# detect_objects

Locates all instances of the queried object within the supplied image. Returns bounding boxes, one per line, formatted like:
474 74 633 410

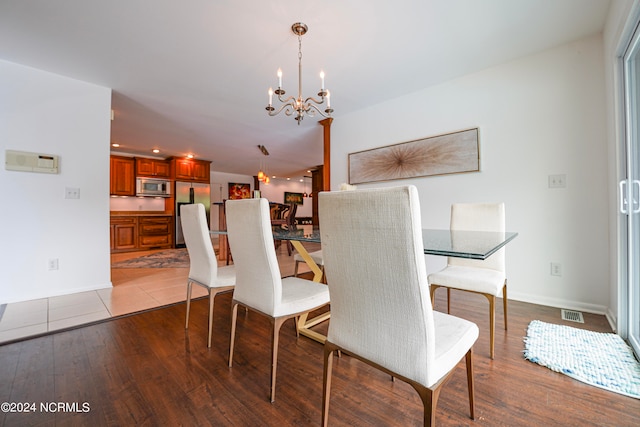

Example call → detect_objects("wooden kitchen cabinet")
138 216 173 249
171 157 211 182
110 156 135 196
136 158 170 178
110 217 137 251
110 215 173 252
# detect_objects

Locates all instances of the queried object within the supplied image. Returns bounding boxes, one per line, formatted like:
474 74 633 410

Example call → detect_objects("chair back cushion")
181 203 217 286
448 203 506 271
319 185 435 385
225 198 282 315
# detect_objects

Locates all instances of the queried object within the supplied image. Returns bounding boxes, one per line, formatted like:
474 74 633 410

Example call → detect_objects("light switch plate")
548 174 566 188
65 187 80 199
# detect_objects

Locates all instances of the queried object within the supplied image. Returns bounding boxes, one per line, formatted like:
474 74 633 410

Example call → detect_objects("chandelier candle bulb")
327 91 331 108
277 69 282 87
320 70 325 90
268 88 273 105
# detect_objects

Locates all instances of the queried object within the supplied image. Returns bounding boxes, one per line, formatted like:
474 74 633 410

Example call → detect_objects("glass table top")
420 229 518 259
215 226 517 260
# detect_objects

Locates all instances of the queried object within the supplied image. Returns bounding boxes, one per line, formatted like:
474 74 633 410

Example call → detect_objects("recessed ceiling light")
152 149 160 154
111 143 120 148
286 177 290 180
187 154 194 159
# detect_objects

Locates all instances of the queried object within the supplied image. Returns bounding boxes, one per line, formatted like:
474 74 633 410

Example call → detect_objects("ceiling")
0 0 611 179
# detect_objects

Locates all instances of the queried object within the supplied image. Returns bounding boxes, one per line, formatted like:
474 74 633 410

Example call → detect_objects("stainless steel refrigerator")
175 181 211 247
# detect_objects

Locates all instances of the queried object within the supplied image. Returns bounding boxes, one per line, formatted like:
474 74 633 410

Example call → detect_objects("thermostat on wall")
5 150 59 174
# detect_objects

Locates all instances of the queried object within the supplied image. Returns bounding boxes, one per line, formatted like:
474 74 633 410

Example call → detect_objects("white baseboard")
508 291 608 316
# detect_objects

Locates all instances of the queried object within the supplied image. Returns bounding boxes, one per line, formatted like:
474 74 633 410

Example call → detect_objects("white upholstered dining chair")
318 186 479 426
181 203 235 348
427 202 507 359
292 183 357 279
225 198 330 402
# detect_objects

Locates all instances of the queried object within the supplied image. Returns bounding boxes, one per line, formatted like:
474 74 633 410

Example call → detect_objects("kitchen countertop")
110 211 174 216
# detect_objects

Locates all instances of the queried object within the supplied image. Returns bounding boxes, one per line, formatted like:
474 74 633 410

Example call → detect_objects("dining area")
4 192 637 426
183 185 518 425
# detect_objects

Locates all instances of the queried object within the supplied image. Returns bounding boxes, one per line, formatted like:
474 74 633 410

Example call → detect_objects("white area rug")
524 320 640 399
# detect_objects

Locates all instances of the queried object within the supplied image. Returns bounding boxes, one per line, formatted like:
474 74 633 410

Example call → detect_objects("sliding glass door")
622 18 640 357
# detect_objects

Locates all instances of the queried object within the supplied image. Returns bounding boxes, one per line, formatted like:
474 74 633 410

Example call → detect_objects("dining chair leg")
270 317 287 402
502 280 508 330
413 383 438 427
185 281 193 329
446 288 451 314
228 302 239 368
294 260 300 277
429 285 437 306
293 316 300 337
486 294 496 359
207 288 215 348
321 343 335 427
465 348 475 420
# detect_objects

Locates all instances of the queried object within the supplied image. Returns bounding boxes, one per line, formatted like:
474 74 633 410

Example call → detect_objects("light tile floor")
0 241 319 344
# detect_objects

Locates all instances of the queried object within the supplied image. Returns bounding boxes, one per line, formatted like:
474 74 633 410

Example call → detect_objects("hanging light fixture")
257 145 269 183
303 176 309 197
266 22 333 124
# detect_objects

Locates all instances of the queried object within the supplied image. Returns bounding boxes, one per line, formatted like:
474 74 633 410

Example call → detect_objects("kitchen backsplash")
110 196 166 212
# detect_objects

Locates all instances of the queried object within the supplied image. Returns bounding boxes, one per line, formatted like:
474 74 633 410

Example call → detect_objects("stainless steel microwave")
136 178 171 197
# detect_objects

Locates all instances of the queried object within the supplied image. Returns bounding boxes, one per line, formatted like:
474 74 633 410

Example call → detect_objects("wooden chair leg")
207 288 215 348
270 317 287 402
294 260 300 277
185 281 193 329
502 280 508 330
446 288 451 314
412 383 438 427
228 302 239 368
293 316 300 337
429 285 439 306
466 348 475 420
322 344 335 427
488 294 496 359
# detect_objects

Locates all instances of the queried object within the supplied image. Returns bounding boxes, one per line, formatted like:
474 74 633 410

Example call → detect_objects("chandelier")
266 22 333 124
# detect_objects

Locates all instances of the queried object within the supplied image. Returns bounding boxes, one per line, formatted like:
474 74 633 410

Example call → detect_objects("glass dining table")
216 225 518 343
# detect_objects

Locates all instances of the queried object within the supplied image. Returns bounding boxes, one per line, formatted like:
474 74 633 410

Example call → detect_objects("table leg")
290 240 323 282
289 240 329 343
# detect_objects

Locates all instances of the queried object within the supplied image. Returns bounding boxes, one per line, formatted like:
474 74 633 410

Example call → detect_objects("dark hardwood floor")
1 288 639 426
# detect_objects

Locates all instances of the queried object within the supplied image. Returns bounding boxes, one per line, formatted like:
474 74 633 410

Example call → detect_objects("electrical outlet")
548 174 566 188
48 258 59 271
65 187 80 199
550 262 562 277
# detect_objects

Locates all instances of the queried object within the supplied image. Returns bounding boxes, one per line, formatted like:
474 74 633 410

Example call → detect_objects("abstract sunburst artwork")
348 128 479 184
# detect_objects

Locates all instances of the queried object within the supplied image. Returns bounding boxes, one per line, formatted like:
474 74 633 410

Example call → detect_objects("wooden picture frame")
348 128 480 184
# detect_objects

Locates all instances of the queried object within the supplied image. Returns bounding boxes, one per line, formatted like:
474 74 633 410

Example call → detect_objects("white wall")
332 35 609 315
0 60 112 304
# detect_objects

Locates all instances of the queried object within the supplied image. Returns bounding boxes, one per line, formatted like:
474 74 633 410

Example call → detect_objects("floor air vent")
561 309 584 323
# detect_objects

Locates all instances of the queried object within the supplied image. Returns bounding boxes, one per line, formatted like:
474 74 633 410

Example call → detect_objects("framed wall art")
348 128 480 184
228 182 251 199
284 191 304 205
